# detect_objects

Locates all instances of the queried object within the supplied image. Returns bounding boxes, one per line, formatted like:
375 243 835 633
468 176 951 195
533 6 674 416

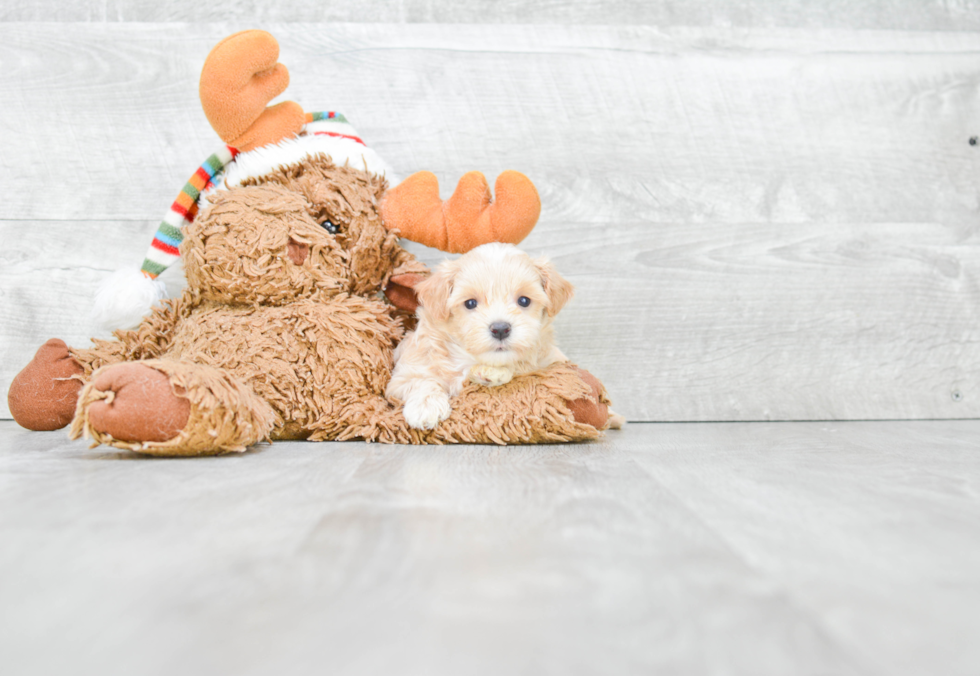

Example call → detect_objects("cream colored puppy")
388 242 574 430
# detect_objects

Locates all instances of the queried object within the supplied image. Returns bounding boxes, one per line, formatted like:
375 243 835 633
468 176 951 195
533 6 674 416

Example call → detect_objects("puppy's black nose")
490 322 511 340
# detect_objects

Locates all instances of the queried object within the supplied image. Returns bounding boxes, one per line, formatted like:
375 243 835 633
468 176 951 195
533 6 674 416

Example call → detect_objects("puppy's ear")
534 257 574 317
415 259 458 322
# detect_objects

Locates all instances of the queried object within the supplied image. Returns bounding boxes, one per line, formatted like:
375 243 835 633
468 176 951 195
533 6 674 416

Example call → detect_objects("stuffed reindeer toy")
8 30 615 455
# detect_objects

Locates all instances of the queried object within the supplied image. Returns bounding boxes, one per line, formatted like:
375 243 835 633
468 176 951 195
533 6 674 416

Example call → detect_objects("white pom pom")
91 268 169 331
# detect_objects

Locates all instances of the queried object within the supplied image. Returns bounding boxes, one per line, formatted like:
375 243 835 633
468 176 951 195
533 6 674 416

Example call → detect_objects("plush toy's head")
183 154 418 307
182 183 350 305
239 155 401 298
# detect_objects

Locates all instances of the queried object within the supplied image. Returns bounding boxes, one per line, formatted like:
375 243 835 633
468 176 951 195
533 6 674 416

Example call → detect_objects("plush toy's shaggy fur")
9 155 611 455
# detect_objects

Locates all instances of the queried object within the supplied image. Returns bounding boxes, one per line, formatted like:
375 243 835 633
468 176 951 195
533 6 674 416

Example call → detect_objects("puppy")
387 242 574 430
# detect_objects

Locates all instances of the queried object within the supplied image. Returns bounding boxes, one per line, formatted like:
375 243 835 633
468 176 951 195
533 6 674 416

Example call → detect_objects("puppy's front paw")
469 364 513 387
402 391 452 430
607 411 627 430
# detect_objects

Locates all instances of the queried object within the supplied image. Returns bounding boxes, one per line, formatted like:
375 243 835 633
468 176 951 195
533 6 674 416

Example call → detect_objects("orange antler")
380 170 541 253
199 30 306 152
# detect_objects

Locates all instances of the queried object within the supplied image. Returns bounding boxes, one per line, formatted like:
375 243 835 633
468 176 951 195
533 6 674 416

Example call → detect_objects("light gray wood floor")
2 420 978 675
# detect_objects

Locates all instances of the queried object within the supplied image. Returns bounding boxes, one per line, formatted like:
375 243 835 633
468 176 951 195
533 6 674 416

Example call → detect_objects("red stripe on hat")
313 131 366 146
151 238 180 257
171 202 192 220
193 166 211 188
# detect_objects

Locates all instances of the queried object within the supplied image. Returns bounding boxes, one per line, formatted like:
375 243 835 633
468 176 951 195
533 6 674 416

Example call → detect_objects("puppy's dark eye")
464 299 478 310
320 219 339 234
517 296 531 308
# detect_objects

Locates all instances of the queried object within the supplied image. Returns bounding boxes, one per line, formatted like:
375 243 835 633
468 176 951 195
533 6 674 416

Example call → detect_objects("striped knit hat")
140 144 239 279
93 112 395 330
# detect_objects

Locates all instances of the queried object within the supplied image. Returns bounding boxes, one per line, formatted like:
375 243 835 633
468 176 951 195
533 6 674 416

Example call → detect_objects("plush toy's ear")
413 261 460 322
534 257 575 317
384 273 427 313
381 170 540 254
199 30 306 152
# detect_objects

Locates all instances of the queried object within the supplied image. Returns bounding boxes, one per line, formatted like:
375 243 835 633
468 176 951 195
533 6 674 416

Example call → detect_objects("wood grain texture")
2 24 980 421
3 1 980 30
1 25 979 224
1 420 979 675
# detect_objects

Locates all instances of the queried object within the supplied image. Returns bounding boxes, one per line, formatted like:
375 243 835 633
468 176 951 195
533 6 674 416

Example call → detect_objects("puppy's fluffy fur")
388 243 575 430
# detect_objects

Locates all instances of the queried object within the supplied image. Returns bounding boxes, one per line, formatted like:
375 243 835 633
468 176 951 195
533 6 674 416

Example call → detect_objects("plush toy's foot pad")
566 368 611 430
71 359 277 456
8 338 84 431
84 363 190 443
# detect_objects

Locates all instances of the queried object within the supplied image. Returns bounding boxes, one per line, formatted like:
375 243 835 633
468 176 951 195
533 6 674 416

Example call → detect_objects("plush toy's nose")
489 322 511 340
286 238 309 265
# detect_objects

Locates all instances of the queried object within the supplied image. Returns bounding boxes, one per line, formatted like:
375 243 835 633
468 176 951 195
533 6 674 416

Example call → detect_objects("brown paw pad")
87 363 190 443
566 368 609 430
8 338 84 431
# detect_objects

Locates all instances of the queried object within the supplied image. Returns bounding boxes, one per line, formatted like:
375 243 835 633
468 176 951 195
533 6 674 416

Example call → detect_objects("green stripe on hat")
182 181 201 202
310 111 349 124
159 222 182 242
141 258 168 277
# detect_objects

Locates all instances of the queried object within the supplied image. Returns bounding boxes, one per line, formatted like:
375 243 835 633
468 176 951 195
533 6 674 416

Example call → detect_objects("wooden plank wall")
1 5 979 422
3 1 980 28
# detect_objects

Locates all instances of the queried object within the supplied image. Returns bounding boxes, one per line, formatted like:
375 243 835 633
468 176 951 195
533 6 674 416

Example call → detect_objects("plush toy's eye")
464 299 478 310
517 296 531 308
320 219 339 234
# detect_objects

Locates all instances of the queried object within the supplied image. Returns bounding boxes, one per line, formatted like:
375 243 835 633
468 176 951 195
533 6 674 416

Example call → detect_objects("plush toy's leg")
8 339 84 431
316 363 611 445
436 363 613 439
425 363 613 444
70 360 277 456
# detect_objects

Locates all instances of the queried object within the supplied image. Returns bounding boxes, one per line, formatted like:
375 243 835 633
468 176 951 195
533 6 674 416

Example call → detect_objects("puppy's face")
415 243 574 366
